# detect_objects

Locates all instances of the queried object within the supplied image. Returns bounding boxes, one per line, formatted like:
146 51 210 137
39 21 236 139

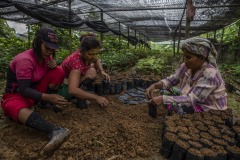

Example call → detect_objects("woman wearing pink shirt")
61 34 110 109
1 28 69 155
146 37 227 114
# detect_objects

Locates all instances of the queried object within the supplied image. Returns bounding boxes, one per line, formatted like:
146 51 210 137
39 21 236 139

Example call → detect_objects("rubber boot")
42 128 69 156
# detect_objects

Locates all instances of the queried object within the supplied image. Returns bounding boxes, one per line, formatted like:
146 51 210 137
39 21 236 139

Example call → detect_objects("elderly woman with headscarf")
145 37 227 114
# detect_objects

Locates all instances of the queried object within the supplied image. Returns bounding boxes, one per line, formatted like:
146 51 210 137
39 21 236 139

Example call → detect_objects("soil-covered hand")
145 84 155 99
96 96 109 107
149 96 163 106
43 94 69 106
101 71 110 82
48 59 57 68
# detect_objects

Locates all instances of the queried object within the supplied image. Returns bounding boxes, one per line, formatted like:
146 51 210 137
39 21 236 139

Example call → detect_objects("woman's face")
83 48 100 63
41 43 55 58
184 49 205 72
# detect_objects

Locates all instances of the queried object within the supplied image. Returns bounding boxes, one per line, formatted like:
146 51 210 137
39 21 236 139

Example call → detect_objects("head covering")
36 28 59 49
180 37 218 67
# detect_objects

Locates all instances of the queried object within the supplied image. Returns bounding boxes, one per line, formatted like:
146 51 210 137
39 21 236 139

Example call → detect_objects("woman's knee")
85 68 97 79
54 66 65 81
48 66 65 83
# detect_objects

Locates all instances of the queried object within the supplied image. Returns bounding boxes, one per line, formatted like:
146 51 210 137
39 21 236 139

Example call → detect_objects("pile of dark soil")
161 109 240 160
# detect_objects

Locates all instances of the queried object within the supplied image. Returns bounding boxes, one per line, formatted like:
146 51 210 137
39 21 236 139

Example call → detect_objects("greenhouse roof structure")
0 0 240 43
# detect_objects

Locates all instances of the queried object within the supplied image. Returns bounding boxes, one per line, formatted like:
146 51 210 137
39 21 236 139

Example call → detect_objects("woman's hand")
95 96 109 107
149 96 163 106
48 59 57 68
145 84 155 99
100 70 110 82
43 93 69 106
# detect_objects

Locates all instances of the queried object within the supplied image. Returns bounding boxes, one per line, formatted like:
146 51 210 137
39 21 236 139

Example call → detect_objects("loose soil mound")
0 94 167 160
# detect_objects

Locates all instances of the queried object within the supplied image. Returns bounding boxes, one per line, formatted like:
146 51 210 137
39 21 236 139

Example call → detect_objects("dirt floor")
0 73 169 160
0 74 240 160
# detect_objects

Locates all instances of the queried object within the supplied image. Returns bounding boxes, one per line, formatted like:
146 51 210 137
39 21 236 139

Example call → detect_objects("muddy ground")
0 73 240 160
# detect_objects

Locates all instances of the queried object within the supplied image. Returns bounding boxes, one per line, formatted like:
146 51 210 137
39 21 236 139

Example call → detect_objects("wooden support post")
143 35 146 50
173 35 176 56
177 23 182 55
185 20 190 38
214 30 216 40
27 24 31 48
185 0 193 38
135 30 137 49
119 22 121 51
127 26 129 48
220 28 225 62
68 0 72 54
100 11 103 44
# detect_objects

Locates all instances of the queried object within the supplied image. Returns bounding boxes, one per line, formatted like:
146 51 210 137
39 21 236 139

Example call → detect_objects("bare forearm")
153 81 163 90
70 88 98 101
95 59 104 72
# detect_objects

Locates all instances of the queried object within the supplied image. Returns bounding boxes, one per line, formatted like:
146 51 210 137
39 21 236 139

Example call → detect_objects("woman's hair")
79 34 101 52
32 35 56 60
32 36 43 59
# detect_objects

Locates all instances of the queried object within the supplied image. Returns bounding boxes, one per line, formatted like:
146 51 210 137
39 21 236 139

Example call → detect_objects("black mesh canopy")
1 0 240 42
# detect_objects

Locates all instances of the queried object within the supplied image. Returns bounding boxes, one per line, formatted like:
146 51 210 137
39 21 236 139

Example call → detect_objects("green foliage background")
0 19 240 80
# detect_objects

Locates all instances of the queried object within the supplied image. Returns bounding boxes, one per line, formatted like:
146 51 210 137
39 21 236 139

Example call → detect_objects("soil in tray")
196 125 208 132
164 126 178 135
188 126 200 134
182 114 193 120
222 129 236 138
202 111 212 117
160 132 177 158
232 125 240 134
221 113 234 127
176 126 188 133
212 138 228 148
194 120 204 126
209 129 221 139
164 119 176 128
201 148 218 160
200 132 213 141
188 141 203 149
202 114 213 121
223 108 233 115
234 120 240 126
226 145 240 160
170 139 190 160
175 120 186 127
203 120 215 126
194 112 203 121
178 132 191 141
211 145 227 160
222 135 236 146
212 115 225 125
167 113 181 121
189 133 200 141
208 109 222 116
208 125 219 131
181 119 193 127
185 148 204 160
200 138 213 148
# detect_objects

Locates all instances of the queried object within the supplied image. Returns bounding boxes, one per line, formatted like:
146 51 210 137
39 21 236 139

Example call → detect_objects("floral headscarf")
180 37 218 67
